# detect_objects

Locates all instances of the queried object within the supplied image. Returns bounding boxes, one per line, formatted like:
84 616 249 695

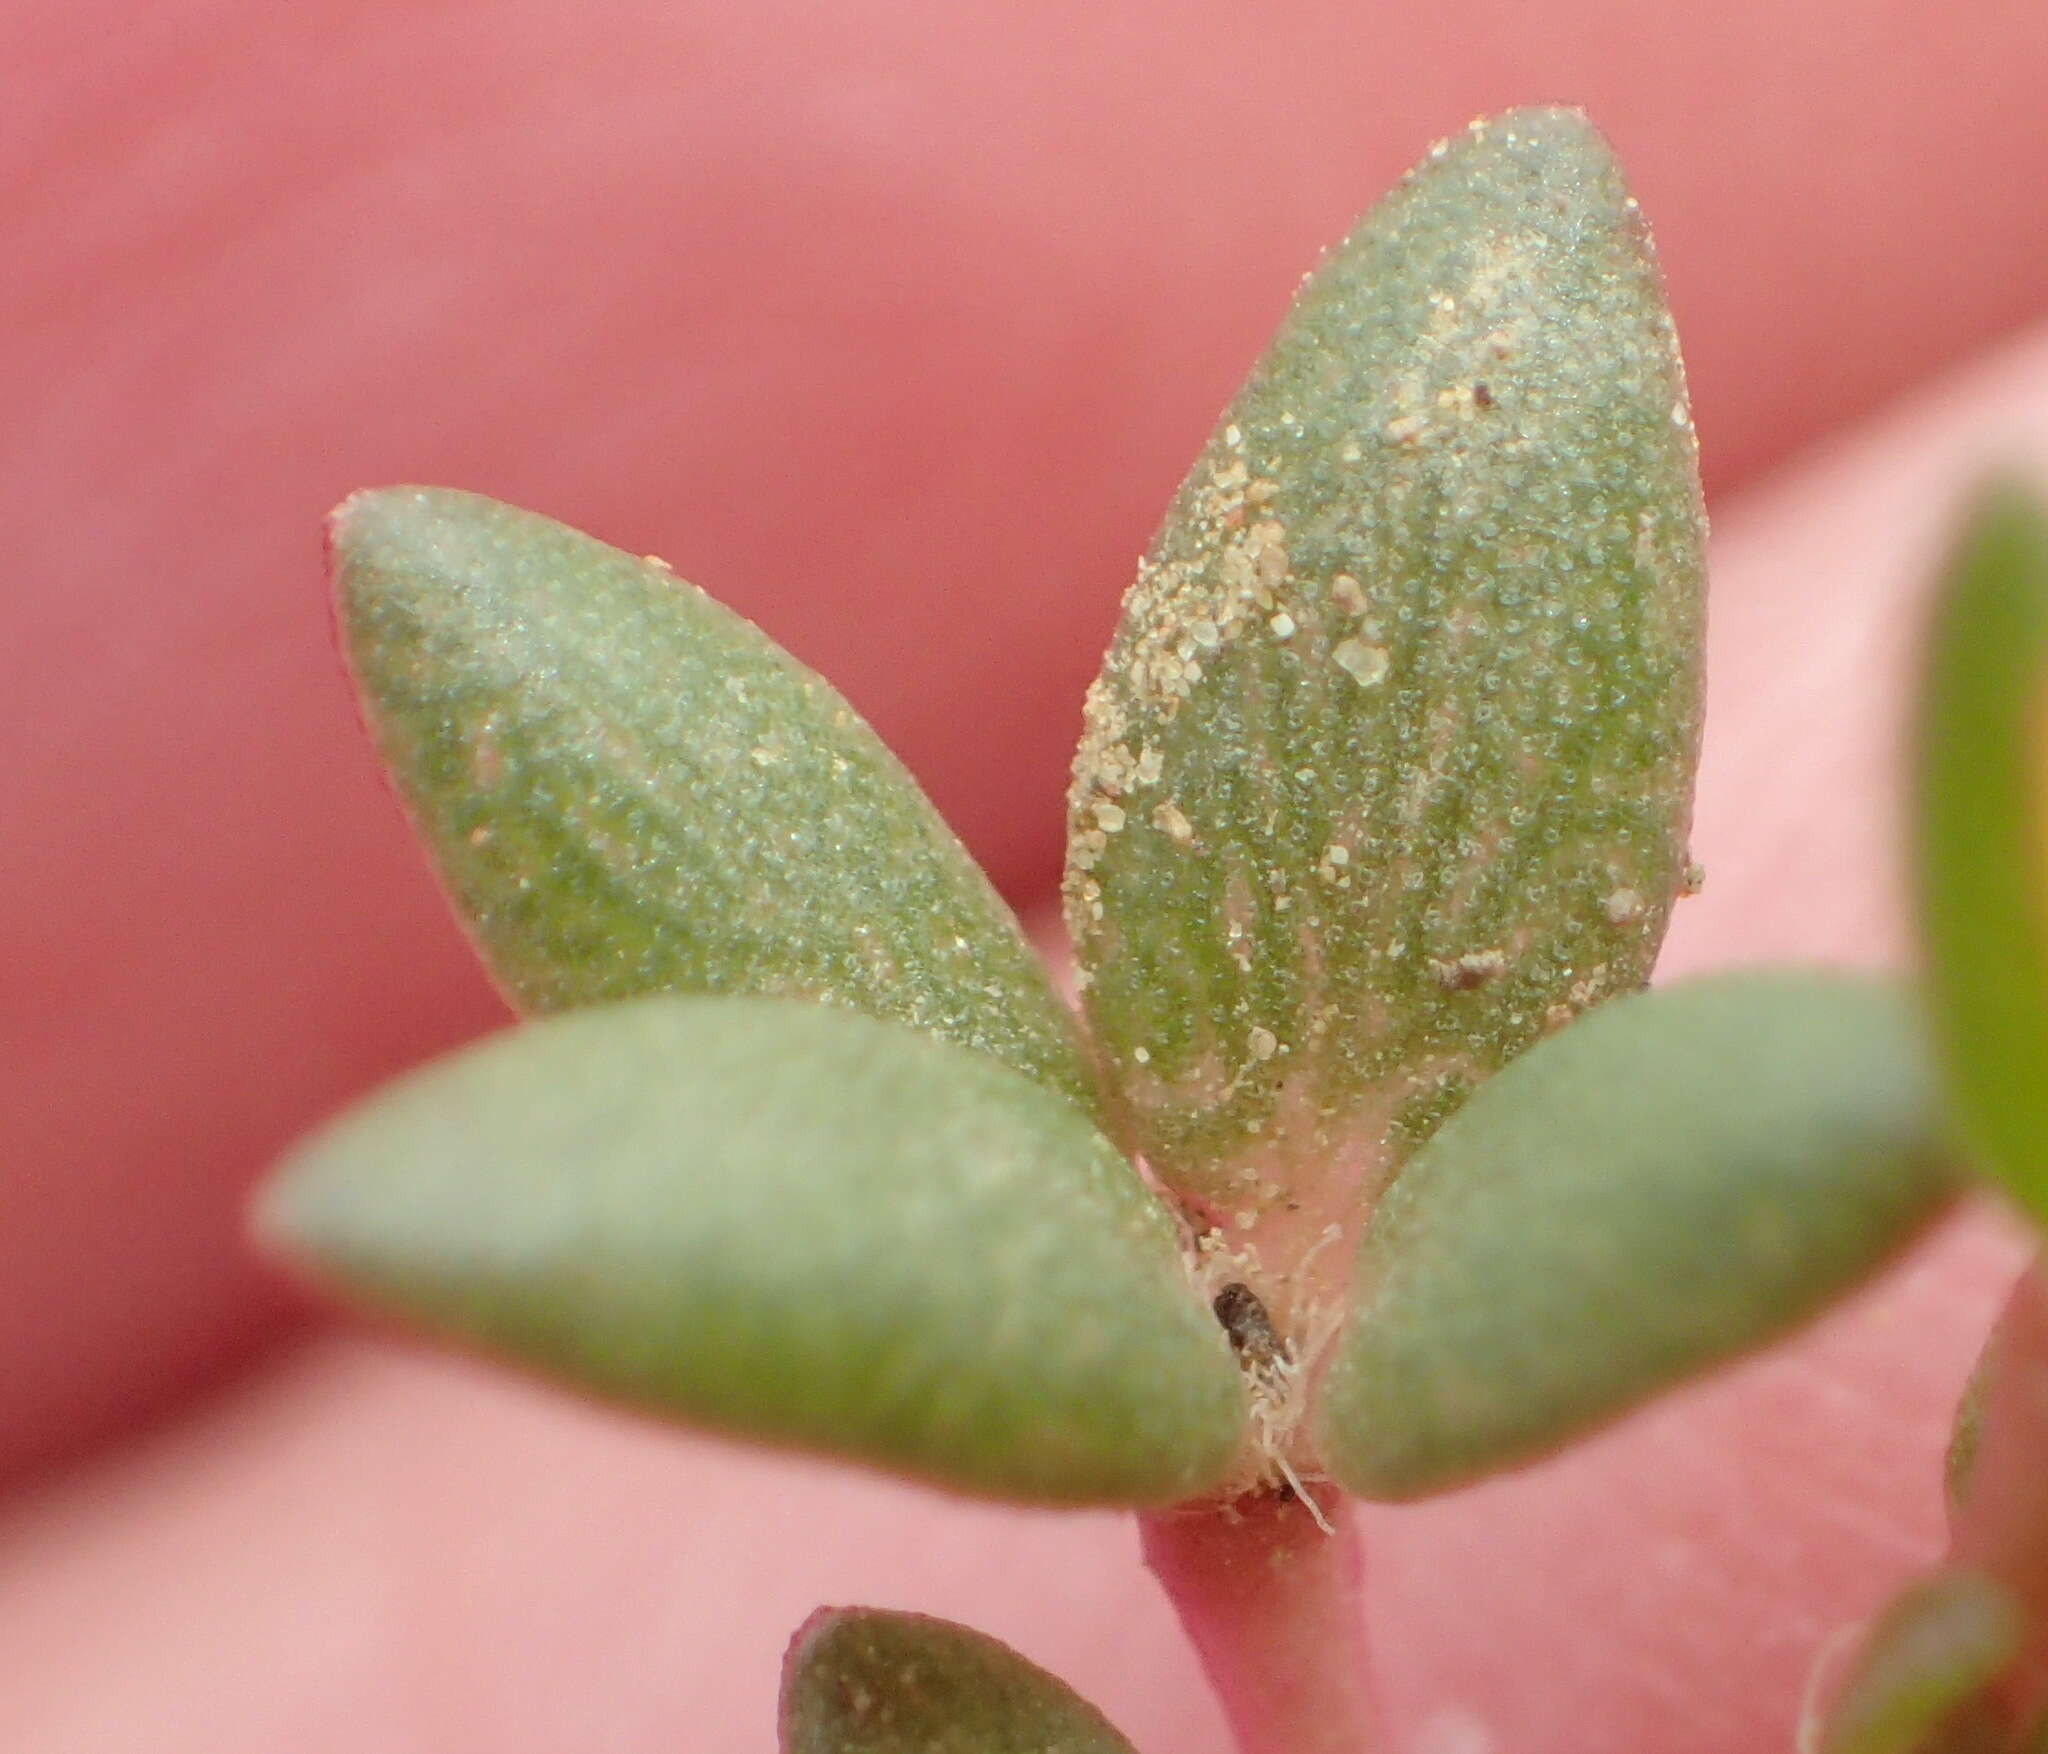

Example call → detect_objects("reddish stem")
1140 1488 1381 1754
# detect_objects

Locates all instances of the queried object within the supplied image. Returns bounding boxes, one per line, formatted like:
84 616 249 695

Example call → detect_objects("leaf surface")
1316 972 1955 1499
1916 481 2048 1225
262 995 1244 1505
780 1608 1140 1754
1065 109 1705 1239
334 487 1093 1111
1817 1571 2023 1754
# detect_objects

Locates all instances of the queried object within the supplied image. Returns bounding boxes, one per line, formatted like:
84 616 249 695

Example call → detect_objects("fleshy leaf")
1065 109 1704 1266
1315 972 1955 1500
780 1608 1140 1754
1816 1572 2024 1754
260 995 1245 1505
1915 481 2048 1226
334 487 1095 1112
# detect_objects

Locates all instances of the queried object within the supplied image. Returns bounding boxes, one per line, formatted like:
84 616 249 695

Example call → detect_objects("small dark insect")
1472 380 1495 409
1212 1281 1284 1372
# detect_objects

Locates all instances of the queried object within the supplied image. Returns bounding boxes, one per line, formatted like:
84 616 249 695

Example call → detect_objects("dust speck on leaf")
1333 639 1391 687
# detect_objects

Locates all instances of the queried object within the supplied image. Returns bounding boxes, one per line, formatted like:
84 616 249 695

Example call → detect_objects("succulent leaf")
1817 1572 2024 1754
1315 972 1956 1500
260 995 1245 1506
333 487 1094 1112
1065 109 1704 1271
780 1608 1140 1754
1916 481 2048 1226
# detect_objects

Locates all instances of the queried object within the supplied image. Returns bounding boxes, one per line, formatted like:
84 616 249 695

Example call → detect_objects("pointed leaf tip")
262 994 1245 1506
1315 972 1957 1500
780 1609 1140 1754
1066 110 1704 1229
1915 478 2048 1227
331 485 1095 1113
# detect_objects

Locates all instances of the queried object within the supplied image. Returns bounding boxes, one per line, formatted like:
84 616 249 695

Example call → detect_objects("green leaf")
1915 481 2048 1225
1315 972 1956 1500
1065 109 1704 1246
1817 1571 2024 1754
333 487 1095 1112
780 1608 1140 1754
260 995 1244 1505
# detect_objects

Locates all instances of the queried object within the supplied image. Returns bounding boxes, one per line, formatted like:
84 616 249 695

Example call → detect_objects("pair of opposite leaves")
264 111 1957 1524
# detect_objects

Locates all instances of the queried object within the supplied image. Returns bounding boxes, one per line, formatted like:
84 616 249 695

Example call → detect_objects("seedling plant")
260 111 1964 1752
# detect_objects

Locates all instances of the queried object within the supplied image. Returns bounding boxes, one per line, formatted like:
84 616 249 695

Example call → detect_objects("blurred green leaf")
1916 481 2048 1226
333 487 1094 1112
780 1608 1139 1754
1818 1571 2023 1754
1065 109 1704 1233
1316 972 1956 1500
261 995 1244 1505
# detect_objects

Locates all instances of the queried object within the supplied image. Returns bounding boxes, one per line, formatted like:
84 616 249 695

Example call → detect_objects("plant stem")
1140 1487 1381 1754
